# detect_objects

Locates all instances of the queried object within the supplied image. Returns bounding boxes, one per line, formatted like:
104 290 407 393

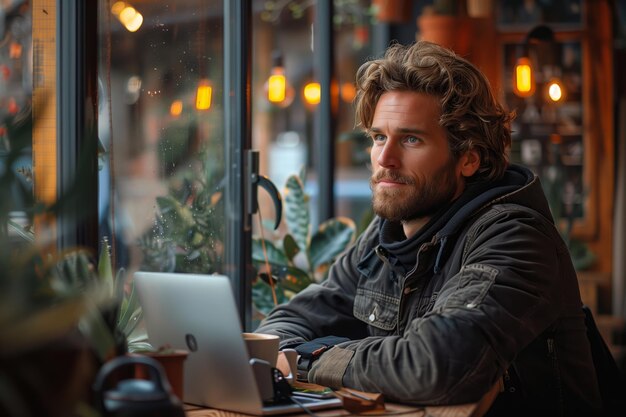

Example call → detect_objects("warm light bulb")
119 6 143 32
119 6 137 25
513 57 535 98
547 79 564 102
267 70 287 103
170 100 183 117
303 82 321 105
126 12 143 32
196 80 212 110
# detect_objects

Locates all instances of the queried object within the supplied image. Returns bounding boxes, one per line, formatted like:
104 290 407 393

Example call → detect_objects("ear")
458 149 481 178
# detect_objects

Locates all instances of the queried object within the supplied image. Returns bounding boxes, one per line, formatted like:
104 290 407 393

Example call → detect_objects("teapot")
93 355 185 417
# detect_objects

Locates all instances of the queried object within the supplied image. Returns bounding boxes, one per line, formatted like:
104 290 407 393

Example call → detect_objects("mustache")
371 170 415 185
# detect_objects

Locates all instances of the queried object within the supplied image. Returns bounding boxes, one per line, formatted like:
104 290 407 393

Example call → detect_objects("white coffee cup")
243 332 280 367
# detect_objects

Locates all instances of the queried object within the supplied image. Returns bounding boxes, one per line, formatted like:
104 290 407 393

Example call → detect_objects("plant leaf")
274 265 313 293
310 217 356 269
252 280 289 316
283 234 300 262
283 175 309 253
97 238 114 297
252 238 289 265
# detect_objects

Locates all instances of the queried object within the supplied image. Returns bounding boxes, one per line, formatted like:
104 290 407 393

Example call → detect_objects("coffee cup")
243 332 280 367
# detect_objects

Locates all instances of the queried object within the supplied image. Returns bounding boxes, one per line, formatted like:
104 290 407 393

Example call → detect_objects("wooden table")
184 380 501 417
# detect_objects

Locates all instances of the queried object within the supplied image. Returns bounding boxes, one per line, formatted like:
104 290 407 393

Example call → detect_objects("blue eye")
405 136 420 144
372 134 386 142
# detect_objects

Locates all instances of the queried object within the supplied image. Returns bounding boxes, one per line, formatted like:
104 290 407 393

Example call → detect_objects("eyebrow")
368 127 427 135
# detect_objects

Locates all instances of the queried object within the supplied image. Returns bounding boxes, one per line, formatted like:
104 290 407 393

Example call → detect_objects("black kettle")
93 355 185 417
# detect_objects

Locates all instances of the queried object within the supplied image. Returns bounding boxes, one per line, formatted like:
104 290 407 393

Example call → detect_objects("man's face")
369 91 466 223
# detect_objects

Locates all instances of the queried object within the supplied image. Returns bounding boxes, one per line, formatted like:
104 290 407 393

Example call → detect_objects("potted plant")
98 238 189 400
251 169 356 324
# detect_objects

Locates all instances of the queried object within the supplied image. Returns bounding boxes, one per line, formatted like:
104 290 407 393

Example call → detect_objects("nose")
375 141 400 168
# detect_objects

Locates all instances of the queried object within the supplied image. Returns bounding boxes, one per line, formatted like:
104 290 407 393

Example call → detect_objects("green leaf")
283 175 309 253
274 265 313 293
310 217 356 268
283 234 300 262
117 280 143 338
252 238 289 265
97 238 114 297
252 279 289 315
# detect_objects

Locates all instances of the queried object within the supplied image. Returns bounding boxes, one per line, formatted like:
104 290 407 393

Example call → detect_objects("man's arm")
309 207 568 405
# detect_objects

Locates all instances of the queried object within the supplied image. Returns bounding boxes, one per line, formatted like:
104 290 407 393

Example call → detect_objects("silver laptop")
134 271 343 415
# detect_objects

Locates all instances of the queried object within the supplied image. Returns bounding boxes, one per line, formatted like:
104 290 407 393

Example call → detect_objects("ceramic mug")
243 332 280 367
243 333 297 384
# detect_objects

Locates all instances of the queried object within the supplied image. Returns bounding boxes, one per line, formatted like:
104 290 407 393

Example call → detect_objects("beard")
370 158 460 223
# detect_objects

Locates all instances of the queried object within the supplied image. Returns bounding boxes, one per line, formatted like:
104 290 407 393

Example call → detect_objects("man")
256 41 601 416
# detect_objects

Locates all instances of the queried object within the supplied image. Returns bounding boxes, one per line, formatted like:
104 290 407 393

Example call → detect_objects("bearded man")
255 41 602 416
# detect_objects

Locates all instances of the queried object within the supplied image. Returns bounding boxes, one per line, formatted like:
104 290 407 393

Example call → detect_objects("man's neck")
401 217 431 239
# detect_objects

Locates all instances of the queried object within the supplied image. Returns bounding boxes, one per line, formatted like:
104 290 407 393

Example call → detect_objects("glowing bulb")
547 79 563 102
125 12 143 32
303 82 321 105
513 57 535 98
267 70 287 103
118 6 143 32
119 6 136 25
170 100 183 117
196 80 212 110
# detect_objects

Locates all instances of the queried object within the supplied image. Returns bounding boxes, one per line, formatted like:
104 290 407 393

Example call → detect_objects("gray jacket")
256 165 601 415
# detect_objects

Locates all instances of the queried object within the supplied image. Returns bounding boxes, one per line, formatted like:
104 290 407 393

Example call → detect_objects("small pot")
132 350 188 401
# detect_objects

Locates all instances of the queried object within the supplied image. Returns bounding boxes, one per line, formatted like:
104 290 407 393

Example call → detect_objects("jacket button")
403 287 411 295
368 313 376 322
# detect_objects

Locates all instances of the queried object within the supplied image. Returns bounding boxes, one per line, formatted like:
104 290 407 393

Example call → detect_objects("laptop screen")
134 272 265 414
134 271 343 415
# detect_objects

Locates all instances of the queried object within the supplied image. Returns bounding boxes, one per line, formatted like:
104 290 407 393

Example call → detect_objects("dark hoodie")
379 164 533 275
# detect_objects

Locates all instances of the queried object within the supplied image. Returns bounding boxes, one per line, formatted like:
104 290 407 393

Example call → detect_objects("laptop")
134 271 343 415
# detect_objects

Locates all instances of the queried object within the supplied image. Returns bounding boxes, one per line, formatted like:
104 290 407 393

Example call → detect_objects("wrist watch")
294 336 351 382
296 345 328 382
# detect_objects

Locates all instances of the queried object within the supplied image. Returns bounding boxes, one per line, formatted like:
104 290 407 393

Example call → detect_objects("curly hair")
354 41 513 181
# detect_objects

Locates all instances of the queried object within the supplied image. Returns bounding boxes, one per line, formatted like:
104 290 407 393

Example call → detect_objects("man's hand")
276 349 298 383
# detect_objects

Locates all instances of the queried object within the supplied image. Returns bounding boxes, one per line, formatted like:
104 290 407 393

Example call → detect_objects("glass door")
96 0 260 321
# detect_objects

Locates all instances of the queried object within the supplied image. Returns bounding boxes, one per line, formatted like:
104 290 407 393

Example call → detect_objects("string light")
111 2 143 32
303 82 321 106
196 79 212 111
513 57 535 98
264 52 294 107
546 78 564 102
170 100 183 117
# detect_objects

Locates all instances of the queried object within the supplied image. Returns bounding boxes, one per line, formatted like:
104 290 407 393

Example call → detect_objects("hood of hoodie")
378 164 552 274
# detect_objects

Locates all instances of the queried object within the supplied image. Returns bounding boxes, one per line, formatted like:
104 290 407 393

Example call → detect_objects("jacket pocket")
441 264 497 309
353 287 399 332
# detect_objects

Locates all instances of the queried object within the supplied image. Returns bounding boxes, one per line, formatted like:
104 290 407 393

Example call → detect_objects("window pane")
250 1 374 327
98 1 227 275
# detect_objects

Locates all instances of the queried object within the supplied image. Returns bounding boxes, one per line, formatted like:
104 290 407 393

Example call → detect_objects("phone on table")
292 385 335 399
